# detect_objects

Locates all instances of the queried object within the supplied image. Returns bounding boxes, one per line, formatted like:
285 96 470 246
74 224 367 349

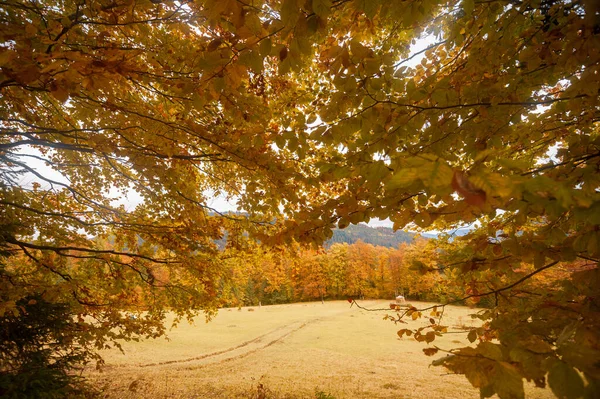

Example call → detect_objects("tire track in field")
183 319 312 370
115 301 379 370
137 320 311 369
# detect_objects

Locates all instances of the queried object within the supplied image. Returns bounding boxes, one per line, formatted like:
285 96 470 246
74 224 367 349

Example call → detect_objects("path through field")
87 301 554 399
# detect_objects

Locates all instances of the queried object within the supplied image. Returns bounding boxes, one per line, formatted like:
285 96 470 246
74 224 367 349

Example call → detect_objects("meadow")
87 301 555 399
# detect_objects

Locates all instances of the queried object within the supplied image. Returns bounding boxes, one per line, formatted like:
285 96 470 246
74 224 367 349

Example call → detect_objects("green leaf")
496 158 529 172
332 166 350 179
274 135 286 149
469 170 514 198
583 377 599 399
294 36 313 56
463 0 475 15
431 89 447 105
548 361 584 399
354 0 379 18
362 161 389 181
468 329 477 343
259 38 272 57
238 50 263 74
312 0 332 18
493 362 524 399
464 360 493 388
427 159 454 192
478 342 503 361
350 38 372 60
387 167 422 190
480 384 495 399
280 0 300 25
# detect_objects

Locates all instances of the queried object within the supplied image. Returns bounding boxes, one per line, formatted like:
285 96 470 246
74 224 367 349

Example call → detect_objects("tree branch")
352 260 561 313
6 237 179 265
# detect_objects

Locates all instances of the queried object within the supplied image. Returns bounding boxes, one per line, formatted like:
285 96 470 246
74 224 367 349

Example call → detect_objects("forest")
1 0 599 397
221 239 443 306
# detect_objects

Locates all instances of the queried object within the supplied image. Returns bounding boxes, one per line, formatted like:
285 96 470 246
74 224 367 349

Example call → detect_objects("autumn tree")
292 248 328 301
268 0 598 396
0 0 321 390
232 244 294 306
387 243 408 296
2 0 599 397
399 238 446 301
321 242 350 298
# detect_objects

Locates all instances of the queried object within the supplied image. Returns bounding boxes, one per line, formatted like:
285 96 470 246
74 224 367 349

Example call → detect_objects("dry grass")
86 301 554 399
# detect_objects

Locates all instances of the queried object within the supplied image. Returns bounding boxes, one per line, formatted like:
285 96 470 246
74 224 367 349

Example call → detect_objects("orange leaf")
423 347 439 356
207 38 223 52
451 170 486 207
279 46 288 61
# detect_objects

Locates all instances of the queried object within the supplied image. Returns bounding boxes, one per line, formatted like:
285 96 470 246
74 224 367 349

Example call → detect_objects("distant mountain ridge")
421 228 472 239
326 224 415 248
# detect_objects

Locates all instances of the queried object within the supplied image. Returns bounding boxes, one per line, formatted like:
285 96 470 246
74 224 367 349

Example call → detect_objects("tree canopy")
1 0 599 397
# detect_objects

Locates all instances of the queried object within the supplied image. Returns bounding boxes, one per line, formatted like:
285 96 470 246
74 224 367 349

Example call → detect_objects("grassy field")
86 300 554 399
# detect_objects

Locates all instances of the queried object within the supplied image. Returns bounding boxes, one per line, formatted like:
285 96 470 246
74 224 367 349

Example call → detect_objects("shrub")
314 389 336 399
0 294 96 398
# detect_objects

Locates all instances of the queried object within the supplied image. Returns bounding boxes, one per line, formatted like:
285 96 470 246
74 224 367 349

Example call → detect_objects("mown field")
86 301 554 399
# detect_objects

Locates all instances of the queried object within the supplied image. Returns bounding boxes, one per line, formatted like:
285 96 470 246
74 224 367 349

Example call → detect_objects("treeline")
218 239 451 307
326 225 415 248
215 223 415 250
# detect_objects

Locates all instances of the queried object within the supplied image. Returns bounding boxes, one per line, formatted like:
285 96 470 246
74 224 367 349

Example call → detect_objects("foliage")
314 390 336 399
1 0 599 397
0 0 310 390
220 239 447 306
0 293 96 398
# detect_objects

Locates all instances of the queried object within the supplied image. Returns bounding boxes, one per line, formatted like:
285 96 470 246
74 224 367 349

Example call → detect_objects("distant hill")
210 215 416 249
421 228 472 239
326 224 415 248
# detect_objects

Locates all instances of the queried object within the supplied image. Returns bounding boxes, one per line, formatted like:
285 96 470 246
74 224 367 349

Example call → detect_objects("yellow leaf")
349 38 372 60
387 168 420 190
